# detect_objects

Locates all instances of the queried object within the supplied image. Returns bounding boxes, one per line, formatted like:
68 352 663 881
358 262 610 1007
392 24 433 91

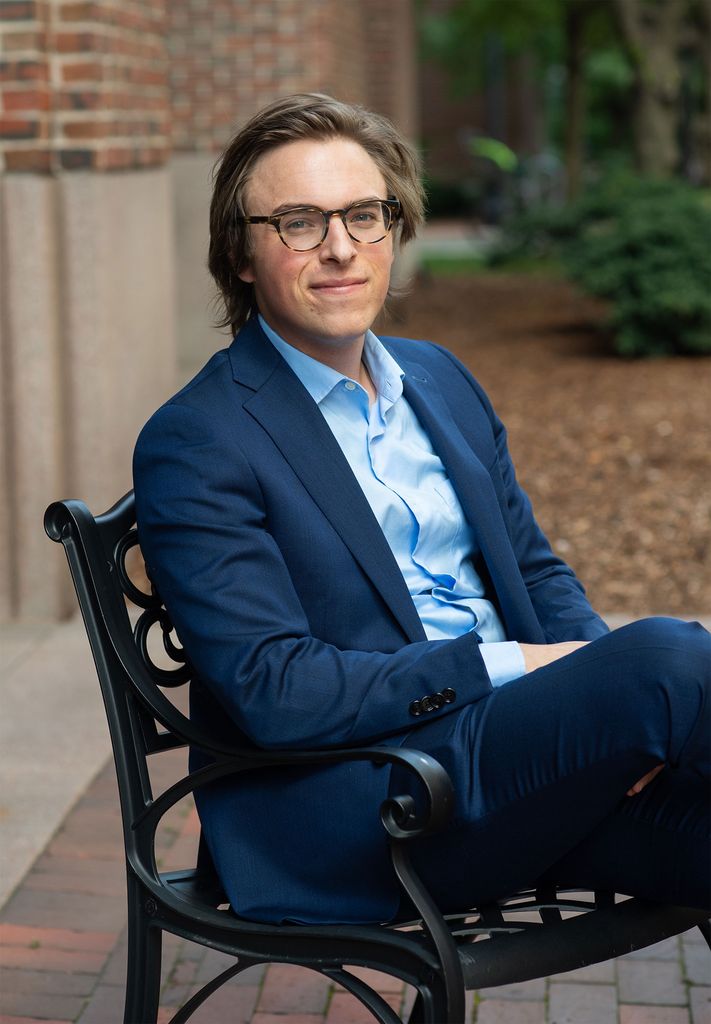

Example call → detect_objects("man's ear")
237 260 256 284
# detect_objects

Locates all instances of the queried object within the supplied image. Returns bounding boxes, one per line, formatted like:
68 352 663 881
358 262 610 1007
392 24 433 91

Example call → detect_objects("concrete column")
171 154 222 377
0 176 69 621
0 169 177 622
59 170 177 513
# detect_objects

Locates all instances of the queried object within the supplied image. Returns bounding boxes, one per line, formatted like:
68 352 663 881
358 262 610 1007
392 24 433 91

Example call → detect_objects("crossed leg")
399 617 711 913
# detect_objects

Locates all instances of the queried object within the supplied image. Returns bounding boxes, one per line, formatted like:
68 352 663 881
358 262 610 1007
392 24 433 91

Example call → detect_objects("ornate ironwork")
114 528 192 687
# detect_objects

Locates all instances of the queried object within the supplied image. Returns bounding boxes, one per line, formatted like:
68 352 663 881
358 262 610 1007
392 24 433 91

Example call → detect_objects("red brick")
59 1 100 21
73 984 130 1024
23 863 124 899
61 60 103 82
690 986 711 1024
2 88 50 111
326 990 400 1024
0 117 39 139
0 994 85 1021
1 30 48 52
1 945 107 973
0 1016 73 1024
0 924 116 953
620 1007 690 1024
57 89 104 111
63 119 111 139
55 31 106 55
3 147 52 171
618 958 686 1005
477 999 546 1024
2 888 125 931
257 963 330 1015
0 59 48 82
0 967 96 997
0 2 36 20
548 982 617 1022
251 1016 323 1024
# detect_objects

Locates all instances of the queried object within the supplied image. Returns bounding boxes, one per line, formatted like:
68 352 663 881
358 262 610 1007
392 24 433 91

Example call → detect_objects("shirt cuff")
479 641 526 688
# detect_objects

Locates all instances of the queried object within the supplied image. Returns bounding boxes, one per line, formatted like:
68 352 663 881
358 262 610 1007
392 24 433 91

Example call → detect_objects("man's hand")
520 641 590 673
627 765 665 796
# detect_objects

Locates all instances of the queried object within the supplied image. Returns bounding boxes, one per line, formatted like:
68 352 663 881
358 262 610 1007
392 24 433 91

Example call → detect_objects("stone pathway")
1 749 709 1023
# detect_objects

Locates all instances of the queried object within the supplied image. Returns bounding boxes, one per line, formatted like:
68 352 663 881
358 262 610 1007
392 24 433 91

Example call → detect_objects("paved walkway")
1 616 709 1023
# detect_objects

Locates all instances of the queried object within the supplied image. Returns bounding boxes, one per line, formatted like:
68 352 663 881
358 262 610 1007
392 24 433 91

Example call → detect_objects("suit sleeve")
436 346 609 643
133 400 494 751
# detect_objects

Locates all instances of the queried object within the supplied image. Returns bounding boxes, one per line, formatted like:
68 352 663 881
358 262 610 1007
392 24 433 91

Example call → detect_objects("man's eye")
283 213 319 233
349 206 380 225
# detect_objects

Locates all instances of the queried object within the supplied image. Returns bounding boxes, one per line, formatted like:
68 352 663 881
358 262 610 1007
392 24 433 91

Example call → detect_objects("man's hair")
208 93 426 334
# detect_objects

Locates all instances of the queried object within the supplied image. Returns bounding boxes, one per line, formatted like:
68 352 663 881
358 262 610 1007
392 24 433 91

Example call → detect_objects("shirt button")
344 381 356 391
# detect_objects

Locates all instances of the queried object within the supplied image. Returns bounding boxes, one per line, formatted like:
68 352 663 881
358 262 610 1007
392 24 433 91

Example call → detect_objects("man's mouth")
310 278 367 293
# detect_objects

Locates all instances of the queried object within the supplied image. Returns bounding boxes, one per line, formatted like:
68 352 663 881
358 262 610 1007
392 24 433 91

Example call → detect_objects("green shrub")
565 188 711 356
493 175 711 356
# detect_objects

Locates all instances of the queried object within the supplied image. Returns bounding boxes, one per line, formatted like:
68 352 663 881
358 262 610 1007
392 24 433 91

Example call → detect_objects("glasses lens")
345 201 390 242
279 209 324 251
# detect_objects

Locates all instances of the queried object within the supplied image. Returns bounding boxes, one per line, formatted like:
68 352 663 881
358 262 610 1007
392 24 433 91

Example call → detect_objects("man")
134 94 710 925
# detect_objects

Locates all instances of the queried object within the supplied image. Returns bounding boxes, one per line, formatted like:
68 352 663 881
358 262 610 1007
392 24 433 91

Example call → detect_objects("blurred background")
1 0 709 625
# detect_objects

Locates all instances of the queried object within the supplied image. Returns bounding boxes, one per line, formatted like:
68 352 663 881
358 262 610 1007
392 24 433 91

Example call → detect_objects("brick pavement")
1 750 709 1024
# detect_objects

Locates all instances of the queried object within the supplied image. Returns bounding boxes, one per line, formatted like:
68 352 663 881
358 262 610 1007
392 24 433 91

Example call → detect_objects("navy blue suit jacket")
133 316 608 923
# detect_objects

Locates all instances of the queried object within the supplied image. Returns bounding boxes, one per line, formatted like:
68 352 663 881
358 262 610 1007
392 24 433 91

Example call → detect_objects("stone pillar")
0 0 176 621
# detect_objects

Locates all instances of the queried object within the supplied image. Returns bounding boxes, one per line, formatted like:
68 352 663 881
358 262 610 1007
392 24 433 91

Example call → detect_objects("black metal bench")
44 491 709 1024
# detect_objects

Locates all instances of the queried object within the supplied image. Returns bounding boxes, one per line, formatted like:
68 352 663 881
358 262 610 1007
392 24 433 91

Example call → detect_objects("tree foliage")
419 0 710 185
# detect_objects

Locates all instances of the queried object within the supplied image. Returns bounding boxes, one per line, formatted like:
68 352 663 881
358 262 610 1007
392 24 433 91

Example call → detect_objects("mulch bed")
382 272 711 616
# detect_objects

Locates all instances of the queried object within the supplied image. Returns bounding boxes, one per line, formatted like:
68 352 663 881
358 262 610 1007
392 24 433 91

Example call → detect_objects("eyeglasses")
239 198 401 252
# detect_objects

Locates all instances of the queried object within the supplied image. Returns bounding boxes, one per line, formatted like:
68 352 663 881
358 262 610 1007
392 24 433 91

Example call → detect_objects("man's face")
238 137 395 364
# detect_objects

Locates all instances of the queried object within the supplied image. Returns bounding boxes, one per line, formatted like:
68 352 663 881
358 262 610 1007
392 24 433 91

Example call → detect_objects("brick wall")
167 0 365 155
0 0 170 173
166 0 416 155
361 0 418 138
1 1 418 171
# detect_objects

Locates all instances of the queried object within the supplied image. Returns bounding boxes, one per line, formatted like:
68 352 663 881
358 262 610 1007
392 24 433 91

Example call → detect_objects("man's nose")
319 213 357 261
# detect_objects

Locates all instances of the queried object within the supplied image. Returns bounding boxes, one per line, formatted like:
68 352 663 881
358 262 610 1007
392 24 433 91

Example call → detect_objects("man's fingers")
627 764 665 796
521 641 590 673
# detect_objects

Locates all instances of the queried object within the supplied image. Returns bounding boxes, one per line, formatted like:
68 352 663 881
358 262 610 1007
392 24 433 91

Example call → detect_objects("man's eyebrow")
269 196 385 215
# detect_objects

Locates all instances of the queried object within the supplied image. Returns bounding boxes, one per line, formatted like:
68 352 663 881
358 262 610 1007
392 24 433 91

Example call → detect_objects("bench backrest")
44 493 215 859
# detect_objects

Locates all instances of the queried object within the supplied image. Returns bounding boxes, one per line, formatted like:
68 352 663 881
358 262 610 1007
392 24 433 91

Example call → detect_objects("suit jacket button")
409 700 422 717
431 692 445 709
420 695 434 713
442 688 456 703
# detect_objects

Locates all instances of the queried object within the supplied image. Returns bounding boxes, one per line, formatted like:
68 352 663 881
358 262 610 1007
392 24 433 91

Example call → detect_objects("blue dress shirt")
260 315 525 687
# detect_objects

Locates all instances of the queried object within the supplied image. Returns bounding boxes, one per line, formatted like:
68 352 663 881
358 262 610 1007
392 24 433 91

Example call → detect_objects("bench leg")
408 984 455 1024
124 877 162 1024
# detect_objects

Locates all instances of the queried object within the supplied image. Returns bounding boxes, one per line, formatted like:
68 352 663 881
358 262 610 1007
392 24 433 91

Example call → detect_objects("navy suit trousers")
395 617 711 914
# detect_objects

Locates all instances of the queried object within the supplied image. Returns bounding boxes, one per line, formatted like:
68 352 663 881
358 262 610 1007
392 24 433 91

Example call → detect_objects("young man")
134 94 710 925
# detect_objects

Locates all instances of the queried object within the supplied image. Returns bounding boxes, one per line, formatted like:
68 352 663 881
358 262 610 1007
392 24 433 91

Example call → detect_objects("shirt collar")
259 314 404 406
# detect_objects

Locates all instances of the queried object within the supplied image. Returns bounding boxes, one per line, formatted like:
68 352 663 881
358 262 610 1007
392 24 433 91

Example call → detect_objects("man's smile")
310 277 368 295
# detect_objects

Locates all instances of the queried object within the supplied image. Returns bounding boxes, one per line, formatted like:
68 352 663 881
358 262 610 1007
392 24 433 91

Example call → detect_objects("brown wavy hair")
208 93 425 335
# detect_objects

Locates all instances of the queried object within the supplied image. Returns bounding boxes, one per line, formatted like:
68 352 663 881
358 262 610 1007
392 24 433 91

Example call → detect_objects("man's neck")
260 316 377 402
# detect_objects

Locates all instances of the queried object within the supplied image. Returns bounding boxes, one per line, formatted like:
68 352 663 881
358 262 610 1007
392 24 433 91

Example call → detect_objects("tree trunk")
613 0 688 177
564 0 587 199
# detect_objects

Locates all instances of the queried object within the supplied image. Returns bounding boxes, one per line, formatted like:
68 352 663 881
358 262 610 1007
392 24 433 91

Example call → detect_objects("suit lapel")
229 321 427 644
401 363 545 643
